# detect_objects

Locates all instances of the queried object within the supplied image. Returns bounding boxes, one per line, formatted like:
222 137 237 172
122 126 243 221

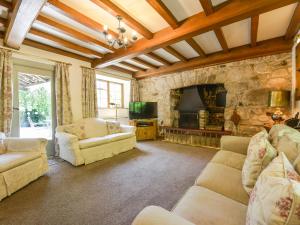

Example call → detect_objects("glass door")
11 59 55 155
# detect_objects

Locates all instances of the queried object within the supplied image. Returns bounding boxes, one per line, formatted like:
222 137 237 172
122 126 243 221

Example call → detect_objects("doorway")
11 59 56 156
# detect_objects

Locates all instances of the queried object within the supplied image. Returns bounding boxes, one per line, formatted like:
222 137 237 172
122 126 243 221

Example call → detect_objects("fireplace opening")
174 84 226 130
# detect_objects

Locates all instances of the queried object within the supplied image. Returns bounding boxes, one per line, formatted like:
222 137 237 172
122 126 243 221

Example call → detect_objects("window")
96 79 124 108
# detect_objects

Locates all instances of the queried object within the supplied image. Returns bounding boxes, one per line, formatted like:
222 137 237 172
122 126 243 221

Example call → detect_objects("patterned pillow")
246 152 300 225
242 129 277 194
63 123 86 140
107 121 121 134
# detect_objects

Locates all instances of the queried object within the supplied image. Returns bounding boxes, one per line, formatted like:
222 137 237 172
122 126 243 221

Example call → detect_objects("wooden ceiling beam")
119 62 147 72
107 65 135 75
0 0 12 10
4 0 47 49
251 15 259 47
186 38 206 57
146 0 179 29
285 3 300 40
29 28 104 58
130 57 159 69
144 52 171 66
200 0 229 52
36 15 113 51
93 0 298 68
23 39 93 63
47 0 117 38
91 0 153 39
163 46 187 61
135 37 292 79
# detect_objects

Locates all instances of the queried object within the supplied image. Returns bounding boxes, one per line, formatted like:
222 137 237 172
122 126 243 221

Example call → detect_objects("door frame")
11 58 56 156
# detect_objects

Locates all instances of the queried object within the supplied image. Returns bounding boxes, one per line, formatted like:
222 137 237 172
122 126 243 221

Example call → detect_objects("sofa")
55 118 136 166
0 136 49 201
132 125 300 225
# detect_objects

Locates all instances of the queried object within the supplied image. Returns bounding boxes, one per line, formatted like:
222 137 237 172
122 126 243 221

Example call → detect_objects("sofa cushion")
211 150 246 170
195 162 249 205
63 123 86 140
268 124 297 148
79 132 135 149
173 186 247 225
107 121 121 134
82 118 108 138
242 130 277 194
246 152 300 225
0 151 41 173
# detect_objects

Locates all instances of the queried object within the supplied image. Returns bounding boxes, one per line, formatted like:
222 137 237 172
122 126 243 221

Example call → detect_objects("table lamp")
268 90 290 124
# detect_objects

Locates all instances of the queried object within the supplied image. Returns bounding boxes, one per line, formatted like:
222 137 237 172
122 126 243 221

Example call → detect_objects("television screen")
129 102 157 119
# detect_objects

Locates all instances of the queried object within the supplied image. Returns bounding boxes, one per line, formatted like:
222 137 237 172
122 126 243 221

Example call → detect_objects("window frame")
97 79 124 109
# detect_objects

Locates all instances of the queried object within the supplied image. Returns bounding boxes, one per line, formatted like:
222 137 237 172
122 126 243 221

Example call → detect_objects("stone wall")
138 53 292 136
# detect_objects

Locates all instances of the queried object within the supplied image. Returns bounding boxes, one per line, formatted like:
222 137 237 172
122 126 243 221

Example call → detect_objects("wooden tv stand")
129 119 157 141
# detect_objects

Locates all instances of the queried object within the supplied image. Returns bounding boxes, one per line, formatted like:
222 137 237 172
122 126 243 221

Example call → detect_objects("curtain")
81 67 98 118
130 79 140 102
55 63 73 126
0 49 13 136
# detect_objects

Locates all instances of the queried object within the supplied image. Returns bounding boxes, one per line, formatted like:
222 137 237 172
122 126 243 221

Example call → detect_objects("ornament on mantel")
231 107 241 127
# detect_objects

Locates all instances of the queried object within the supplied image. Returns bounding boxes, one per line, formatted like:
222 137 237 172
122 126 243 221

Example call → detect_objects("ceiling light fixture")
103 15 138 49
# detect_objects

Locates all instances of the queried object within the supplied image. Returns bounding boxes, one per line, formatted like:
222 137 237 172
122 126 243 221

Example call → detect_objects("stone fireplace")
174 84 227 130
138 53 292 136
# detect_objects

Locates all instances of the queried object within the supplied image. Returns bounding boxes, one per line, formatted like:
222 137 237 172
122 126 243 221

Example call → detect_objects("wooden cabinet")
129 119 157 141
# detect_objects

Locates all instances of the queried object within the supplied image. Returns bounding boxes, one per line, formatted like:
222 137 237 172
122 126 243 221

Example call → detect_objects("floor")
0 141 216 225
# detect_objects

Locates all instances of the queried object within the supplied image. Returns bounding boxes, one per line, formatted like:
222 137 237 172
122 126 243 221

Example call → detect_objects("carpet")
0 141 216 225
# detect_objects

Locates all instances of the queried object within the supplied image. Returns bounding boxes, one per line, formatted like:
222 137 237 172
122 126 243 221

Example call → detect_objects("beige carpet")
0 141 216 225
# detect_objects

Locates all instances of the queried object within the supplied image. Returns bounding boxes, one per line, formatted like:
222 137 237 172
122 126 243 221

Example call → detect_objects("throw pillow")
242 129 277 194
63 123 86 140
107 121 121 134
246 152 300 225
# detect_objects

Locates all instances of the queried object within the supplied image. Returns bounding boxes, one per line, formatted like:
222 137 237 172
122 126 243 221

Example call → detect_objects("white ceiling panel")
162 0 203 22
193 31 223 54
125 59 149 69
153 48 180 63
115 63 137 71
171 41 199 59
137 55 164 67
211 0 228 7
112 0 169 32
26 33 94 58
257 3 297 42
221 18 251 48
32 21 109 54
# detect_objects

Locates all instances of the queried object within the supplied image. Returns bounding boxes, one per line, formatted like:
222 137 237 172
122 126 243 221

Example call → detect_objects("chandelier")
103 15 138 49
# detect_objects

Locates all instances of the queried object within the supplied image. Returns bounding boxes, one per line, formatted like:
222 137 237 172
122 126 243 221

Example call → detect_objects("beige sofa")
56 118 136 166
133 125 300 225
0 137 49 201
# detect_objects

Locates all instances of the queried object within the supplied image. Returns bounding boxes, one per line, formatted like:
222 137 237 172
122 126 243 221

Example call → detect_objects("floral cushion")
107 121 121 134
246 152 300 225
242 129 277 194
63 123 86 140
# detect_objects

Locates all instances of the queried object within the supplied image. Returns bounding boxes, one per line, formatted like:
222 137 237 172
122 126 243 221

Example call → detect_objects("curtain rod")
0 45 72 66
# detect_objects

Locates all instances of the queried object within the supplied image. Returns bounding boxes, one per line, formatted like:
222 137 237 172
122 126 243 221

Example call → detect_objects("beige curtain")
0 49 13 136
130 79 140 102
55 63 73 126
81 67 98 118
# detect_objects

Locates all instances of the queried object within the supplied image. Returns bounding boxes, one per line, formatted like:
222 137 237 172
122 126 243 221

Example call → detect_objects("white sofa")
55 118 136 166
0 136 49 201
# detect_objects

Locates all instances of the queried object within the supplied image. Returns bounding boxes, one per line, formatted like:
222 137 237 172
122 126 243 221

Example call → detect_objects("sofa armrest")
55 132 84 166
121 124 136 134
132 206 195 225
220 135 251 155
4 138 48 153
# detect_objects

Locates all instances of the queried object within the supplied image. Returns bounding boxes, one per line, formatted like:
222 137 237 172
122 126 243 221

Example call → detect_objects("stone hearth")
138 53 292 136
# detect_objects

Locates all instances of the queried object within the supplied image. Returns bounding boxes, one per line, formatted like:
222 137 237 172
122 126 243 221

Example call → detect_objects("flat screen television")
129 102 158 119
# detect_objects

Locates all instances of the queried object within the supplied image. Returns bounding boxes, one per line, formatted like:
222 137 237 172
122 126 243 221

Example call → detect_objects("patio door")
11 59 56 156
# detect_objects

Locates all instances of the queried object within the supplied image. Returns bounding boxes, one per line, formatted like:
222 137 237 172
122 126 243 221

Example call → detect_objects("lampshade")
268 90 290 107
